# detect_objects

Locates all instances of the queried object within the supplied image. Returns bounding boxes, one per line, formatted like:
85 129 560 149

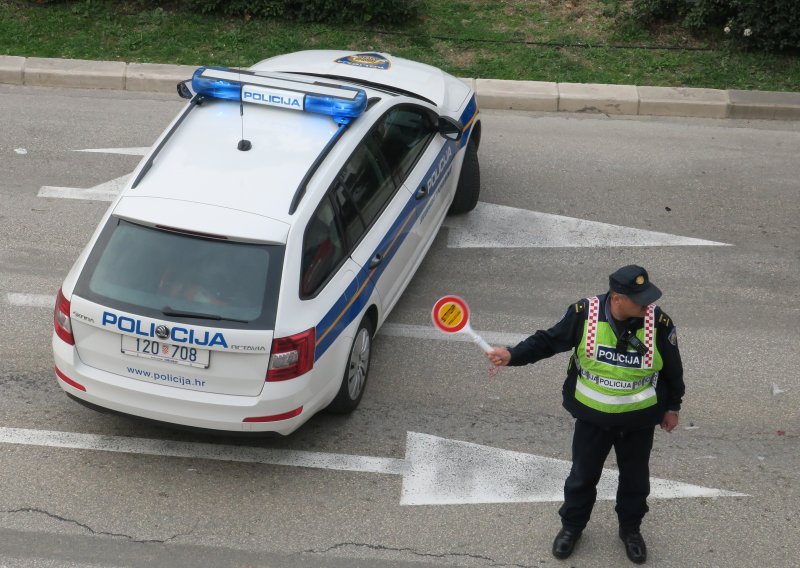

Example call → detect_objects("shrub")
627 0 800 52
182 0 421 25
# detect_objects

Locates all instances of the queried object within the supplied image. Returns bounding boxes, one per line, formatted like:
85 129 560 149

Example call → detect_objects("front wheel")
447 137 480 215
327 316 374 414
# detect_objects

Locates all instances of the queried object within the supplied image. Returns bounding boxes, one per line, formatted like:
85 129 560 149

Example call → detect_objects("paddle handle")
465 328 492 354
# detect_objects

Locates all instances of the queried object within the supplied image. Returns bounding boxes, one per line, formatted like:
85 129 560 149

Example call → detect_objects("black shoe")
619 528 647 564
552 528 581 559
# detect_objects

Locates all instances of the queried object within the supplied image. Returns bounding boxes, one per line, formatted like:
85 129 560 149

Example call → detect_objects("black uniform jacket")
508 293 685 431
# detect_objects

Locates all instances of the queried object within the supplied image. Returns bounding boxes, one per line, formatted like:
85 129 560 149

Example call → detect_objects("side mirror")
177 80 193 100
437 116 463 141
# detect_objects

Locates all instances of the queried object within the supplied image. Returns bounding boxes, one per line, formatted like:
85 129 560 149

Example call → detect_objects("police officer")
486 265 684 564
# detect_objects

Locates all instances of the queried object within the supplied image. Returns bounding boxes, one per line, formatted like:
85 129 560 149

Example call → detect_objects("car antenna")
237 27 251 152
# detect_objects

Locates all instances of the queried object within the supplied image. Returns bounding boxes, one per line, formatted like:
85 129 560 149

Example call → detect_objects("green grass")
1 0 799 91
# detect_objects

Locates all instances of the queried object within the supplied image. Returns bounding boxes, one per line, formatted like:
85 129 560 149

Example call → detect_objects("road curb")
1 55 799 121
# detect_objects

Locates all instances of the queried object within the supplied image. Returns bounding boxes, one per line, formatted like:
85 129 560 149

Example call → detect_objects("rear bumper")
52 333 337 435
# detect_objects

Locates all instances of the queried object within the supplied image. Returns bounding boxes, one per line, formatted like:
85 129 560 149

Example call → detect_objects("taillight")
267 328 315 381
54 288 74 345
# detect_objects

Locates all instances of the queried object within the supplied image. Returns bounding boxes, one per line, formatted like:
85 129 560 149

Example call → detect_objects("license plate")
121 336 210 369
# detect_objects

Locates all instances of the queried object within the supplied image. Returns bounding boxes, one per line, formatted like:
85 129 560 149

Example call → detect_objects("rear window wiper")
162 306 248 323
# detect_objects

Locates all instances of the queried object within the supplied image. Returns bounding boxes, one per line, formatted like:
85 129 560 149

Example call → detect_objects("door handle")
368 253 383 269
415 186 428 200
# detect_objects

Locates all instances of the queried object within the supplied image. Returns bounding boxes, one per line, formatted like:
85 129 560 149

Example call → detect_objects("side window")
372 106 436 183
300 197 346 298
331 180 367 248
337 137 396 232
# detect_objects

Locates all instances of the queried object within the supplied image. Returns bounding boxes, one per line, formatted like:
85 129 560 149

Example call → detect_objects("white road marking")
380 323 526 346
38 174 130 202
399 433 747 505
442 201 731 248
76 147 149 156
0 427 405 476
6 293 53 308
34 155 733 251
2 298 524 346
0 428 746 505
14 148 27 155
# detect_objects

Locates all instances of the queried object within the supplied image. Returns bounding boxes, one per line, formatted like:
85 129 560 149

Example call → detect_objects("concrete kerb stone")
2 56 800 121
475 79 558 112
24 57 126 90
638 86 729 118
126 62 199 93
729 89 800 120
0 55 25 85
558 82 638 115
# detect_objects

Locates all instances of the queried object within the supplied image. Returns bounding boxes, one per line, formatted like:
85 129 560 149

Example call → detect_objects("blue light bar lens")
305 89 368 125
191 67 241 101
190 66 367 124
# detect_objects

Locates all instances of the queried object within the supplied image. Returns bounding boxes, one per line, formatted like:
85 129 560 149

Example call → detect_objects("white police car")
52 50 481 434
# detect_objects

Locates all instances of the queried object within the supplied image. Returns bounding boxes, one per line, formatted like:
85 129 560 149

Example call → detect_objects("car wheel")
327 316 374 414
447 137 480 215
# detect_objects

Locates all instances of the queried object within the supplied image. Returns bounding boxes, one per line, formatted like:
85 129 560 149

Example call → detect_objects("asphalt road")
1 84 799 568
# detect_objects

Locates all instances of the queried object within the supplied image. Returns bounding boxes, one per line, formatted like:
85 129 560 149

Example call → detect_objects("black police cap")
609 265 662 306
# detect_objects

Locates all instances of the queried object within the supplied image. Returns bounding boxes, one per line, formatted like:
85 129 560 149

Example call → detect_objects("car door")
298 195 360 363
330 123 417 318
396 108 459 263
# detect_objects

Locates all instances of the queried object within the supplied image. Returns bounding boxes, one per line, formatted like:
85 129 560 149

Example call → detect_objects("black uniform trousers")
558 418 655 533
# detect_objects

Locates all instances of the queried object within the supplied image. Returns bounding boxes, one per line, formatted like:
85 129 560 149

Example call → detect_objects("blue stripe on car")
314 97 478 359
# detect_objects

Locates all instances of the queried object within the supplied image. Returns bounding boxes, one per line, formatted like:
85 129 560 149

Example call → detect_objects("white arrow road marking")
38 174 130 202
443 202 730 248
33 154 732 251
0 428 745 505
5 293 53 308
400 433 746 505
36 148 147 202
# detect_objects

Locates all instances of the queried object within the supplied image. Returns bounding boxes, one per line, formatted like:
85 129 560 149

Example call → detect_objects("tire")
327 316 374 414
447 137 480 215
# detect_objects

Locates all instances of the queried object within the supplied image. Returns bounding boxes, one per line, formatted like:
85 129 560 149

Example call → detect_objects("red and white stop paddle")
432 295 492 353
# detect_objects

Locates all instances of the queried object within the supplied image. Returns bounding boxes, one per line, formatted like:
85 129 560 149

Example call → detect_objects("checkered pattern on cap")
585 296 600 359
643 303 656 367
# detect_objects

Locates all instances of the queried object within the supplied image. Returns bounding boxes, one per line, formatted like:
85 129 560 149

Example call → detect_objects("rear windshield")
74 218 284 329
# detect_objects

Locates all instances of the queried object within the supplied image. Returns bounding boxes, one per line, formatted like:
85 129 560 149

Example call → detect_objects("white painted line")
14 148 27 155
0 427 406 476
77 147 150 156
443 202 731 248
6 293 53 308
0 300 530 347
380 323 526 346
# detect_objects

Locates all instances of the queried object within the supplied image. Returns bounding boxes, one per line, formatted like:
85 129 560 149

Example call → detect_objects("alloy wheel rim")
347 328 370 399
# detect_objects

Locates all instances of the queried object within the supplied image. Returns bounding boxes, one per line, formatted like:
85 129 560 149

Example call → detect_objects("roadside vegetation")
1 0 799 91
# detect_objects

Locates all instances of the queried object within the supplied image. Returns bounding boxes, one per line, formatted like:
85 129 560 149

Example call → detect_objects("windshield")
75 218 284 329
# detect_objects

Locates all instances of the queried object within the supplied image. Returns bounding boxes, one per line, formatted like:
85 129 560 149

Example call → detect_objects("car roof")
124 95 355 230
252 50 470 112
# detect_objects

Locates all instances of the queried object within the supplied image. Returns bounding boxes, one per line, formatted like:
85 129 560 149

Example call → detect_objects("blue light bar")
191 67 367 124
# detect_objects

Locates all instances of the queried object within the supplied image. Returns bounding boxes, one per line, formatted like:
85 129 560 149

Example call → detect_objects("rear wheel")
447 137 480 215
328 316 374 413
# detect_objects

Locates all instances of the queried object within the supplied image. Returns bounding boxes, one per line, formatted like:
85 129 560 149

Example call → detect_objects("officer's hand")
660 411 679 433
486 347 511 367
